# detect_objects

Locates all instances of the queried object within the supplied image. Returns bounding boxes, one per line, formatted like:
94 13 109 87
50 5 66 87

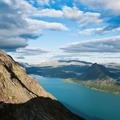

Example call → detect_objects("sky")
0 0 120 64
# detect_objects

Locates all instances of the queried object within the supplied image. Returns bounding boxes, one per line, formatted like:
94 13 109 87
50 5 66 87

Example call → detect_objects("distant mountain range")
20 60 120 94
24 59 92 67
24 65 89 79
21 60 118 80
58 60 92 65
78 63 117 81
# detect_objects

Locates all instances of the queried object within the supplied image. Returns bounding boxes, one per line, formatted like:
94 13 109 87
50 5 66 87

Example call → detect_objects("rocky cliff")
0 50 84 120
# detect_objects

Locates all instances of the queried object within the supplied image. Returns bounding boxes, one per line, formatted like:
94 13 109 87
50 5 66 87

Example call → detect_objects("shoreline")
64 79 120 95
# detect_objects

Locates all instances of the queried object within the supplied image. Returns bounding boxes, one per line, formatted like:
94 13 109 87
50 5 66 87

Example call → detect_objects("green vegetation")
64 79 120 94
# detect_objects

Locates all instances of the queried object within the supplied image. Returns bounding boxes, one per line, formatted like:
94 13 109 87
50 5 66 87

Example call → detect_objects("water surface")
31 74 120 120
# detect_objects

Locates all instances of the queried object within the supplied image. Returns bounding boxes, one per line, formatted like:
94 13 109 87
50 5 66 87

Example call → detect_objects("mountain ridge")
78 63 116 81
0 50 84 120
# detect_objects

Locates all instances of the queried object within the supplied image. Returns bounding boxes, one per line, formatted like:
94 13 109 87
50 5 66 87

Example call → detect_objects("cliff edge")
0 50 84 120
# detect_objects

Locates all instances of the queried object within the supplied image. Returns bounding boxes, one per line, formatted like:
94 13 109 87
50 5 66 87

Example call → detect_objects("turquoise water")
31 74 120 120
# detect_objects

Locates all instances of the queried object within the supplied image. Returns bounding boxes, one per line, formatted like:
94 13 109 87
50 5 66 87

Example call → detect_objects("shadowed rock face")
0 50 84 120
79 63 115 81
0 97 83 120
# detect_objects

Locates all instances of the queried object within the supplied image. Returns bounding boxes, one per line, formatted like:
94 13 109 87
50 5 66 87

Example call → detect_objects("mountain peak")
79 63 114 81
90 63 100 69
92 63 98 65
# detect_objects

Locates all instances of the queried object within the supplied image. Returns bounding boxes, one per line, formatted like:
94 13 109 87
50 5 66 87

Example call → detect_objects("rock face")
0 50 84 120
79 63 114 81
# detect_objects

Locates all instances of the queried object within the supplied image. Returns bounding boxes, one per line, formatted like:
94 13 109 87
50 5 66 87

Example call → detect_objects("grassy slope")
64 79 120 94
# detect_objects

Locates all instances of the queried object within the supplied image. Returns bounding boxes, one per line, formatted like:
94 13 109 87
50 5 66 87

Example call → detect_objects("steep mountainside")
0 50 84 120
79 63 115 80
65 63 120 94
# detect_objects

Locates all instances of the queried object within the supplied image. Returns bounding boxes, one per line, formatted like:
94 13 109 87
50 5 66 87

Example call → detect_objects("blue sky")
0 0 120 64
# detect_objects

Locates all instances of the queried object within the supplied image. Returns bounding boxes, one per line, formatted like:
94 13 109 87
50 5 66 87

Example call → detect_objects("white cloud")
62 6 83 21
62 6 102 26
27 0 55 6
79 12 102 26
34 8 63 18
79 0 120 15
16 47 49 55
37 0 50 6
8 47 50 63
113 27 120 32
78 28 104 35
61 36 120 53
33 6 102 27
26 19 68 31
0 0 68 50
78 27 120 35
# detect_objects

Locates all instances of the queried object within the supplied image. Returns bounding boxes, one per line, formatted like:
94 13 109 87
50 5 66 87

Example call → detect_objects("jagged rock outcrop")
0 50 55 103
0 50 84 120
79 63 115 81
